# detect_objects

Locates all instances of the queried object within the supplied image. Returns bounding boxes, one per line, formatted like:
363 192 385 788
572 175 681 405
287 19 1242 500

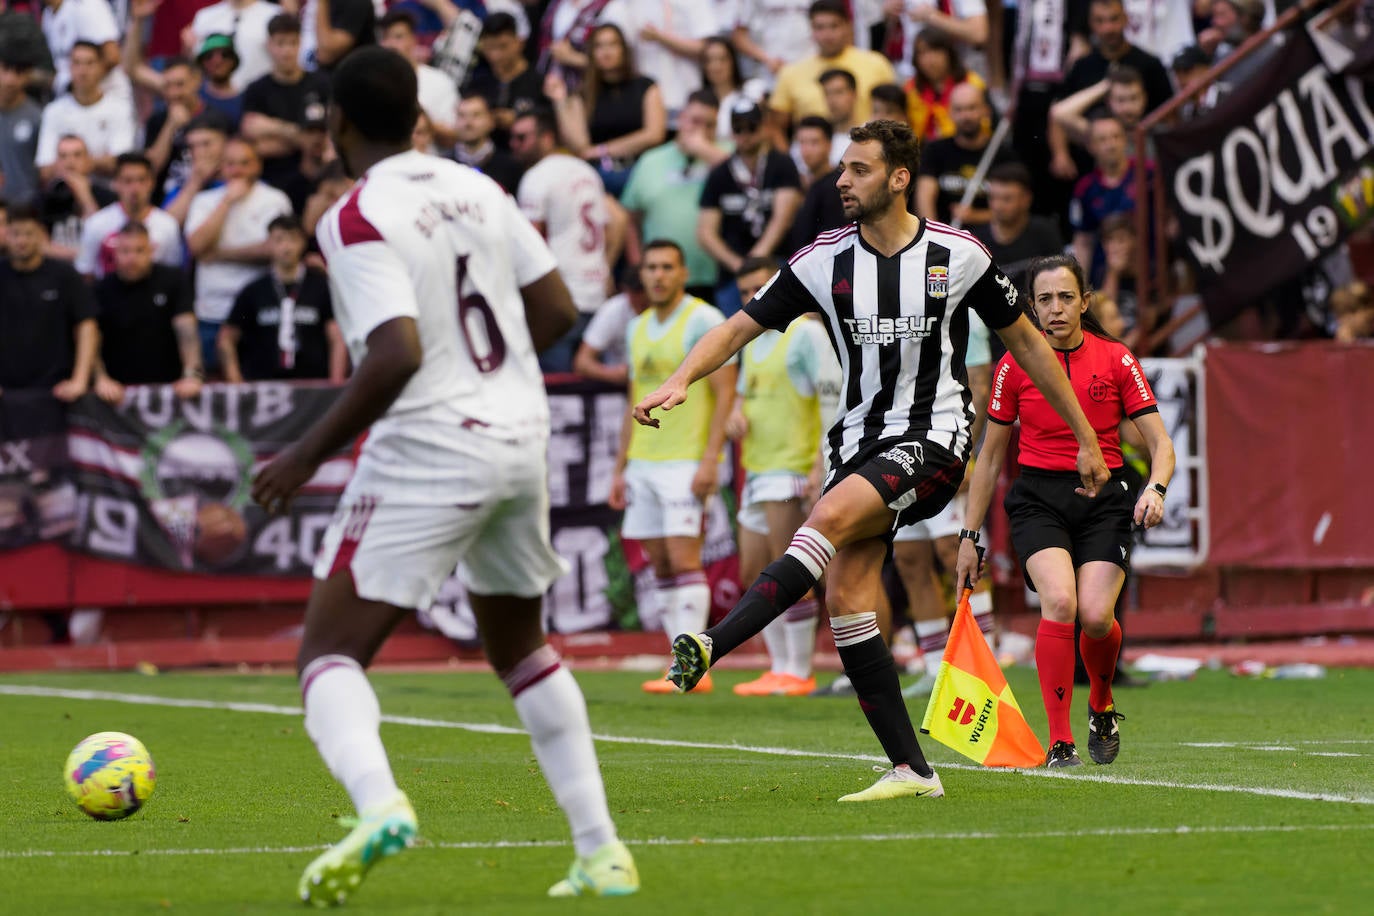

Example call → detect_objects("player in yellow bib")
611 239 735 694
727 256 837 696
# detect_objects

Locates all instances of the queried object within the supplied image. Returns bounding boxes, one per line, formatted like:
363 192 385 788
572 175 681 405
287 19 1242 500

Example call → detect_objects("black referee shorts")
824 437 966 541
1004 467 1136 590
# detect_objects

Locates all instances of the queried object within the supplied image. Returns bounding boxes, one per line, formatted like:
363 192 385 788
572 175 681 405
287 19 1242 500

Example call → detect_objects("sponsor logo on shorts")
842 315 937 345
879 442 924 474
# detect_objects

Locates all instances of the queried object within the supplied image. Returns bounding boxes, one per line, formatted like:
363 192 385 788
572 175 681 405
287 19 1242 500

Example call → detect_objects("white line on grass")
5 822 1374 861
6 685 1373 807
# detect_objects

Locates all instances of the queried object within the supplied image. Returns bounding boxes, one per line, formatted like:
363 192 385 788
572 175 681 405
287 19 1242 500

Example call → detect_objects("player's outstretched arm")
521 269 578 353
633 310 765 427
996 314 1109 497
251 317 422 514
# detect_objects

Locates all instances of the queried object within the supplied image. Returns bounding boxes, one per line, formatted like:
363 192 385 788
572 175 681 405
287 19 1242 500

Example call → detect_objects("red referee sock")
1080 619 1123 712
1036 619 1077 746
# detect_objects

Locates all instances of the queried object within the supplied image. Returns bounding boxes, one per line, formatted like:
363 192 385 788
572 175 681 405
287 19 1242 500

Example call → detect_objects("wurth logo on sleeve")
1121 353 1152 402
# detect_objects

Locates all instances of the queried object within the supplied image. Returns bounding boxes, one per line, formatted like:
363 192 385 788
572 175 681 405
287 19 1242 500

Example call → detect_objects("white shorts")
736 471 808 535
621 460 705 540
892 490 965 543
314 439 569 608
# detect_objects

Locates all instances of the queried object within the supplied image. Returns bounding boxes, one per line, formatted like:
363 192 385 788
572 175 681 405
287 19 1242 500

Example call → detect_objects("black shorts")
824 437 966 541
1004 467 1136 590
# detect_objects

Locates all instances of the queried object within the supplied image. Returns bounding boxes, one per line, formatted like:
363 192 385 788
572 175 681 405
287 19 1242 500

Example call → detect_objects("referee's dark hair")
848 119 921 179
332 47 420 145
1024 254 1120 342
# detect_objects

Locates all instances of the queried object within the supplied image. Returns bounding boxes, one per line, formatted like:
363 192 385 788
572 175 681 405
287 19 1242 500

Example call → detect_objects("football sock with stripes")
505 645 618 859
301 654 400 814
701 528 835 662
833 613 934 778
1036 619 1078 745
1080 619 1123 712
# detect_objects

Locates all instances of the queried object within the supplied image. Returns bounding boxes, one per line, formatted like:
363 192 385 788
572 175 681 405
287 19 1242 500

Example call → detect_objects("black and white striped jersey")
745 219 1023 469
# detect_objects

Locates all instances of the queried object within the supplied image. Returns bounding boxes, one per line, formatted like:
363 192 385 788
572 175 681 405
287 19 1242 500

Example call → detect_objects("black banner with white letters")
1155 32 1374 323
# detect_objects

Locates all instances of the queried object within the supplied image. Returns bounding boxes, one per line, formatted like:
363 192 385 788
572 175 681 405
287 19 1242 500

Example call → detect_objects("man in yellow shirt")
611 239 736 693
767 0 896 140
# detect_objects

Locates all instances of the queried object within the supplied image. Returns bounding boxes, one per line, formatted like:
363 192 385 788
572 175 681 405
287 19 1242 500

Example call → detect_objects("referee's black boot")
1045 740 1083 768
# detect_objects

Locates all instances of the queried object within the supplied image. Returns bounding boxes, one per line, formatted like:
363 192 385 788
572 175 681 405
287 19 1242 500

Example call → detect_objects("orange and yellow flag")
920 588 1045 767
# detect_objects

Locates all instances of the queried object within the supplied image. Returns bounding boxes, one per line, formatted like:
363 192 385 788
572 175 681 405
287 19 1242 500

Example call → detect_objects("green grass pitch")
2 666 1371 914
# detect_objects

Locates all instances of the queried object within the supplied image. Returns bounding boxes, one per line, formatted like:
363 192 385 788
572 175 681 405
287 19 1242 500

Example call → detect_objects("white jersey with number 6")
316 151 559 501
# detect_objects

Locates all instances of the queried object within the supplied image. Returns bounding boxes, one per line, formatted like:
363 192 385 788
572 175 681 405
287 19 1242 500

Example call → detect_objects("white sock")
915 618 949 677
782 598 819 678
760 617 788 675
651 577 674 647
301 655 399 815
505 646 617 859
664 572 711 643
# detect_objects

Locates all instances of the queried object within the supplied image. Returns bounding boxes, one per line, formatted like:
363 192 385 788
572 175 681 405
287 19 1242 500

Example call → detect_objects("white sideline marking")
1183 740 1374 747
5 685 1373 807
4 822 1373 860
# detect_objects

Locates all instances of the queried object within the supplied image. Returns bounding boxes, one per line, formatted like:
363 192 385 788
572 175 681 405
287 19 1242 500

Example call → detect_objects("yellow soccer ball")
63 732 156 820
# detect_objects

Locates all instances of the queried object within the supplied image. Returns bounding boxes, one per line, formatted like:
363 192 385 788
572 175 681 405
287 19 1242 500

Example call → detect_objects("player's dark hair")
332 47 420 145
848 119 921 178
809 0 850 21
378 9 418 34
1025 254 1120 342
114 152 153 177
986 161 1033 191
870 82 907 110
796 114 833 138
818 68 857 91
268 215 305 235
267 13 301 36
642 238 685 263
738 255 780 277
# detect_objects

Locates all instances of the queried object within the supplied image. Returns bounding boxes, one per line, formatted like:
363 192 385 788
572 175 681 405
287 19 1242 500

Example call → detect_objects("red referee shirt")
987 331 1158 471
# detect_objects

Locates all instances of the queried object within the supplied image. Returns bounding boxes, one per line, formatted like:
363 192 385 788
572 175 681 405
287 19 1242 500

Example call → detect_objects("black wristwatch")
1150 482 1168 498
958 528 980 544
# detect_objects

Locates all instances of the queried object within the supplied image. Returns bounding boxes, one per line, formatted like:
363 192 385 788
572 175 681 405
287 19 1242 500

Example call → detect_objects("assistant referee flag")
920 588 1045 767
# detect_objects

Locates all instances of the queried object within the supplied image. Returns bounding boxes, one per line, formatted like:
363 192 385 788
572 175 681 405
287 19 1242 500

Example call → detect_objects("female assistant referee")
955 254 1175 768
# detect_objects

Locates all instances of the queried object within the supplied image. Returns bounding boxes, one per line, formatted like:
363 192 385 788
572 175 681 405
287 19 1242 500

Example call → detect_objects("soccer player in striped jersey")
633 119 1110 802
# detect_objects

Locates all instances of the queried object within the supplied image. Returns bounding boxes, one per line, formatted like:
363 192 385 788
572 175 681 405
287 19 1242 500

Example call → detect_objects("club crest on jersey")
926 265 949 299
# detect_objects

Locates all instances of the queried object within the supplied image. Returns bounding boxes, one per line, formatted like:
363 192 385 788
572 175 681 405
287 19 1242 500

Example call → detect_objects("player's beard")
844 185 897 224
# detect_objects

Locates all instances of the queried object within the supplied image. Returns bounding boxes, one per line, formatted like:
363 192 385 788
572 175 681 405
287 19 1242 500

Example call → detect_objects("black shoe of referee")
1045 740 1083 768
1087 706 1125 764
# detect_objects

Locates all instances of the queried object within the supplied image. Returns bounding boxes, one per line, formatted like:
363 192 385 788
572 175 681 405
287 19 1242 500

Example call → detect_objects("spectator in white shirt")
732 0 819 85
573 277 645 385
600 0 719 128
185 137 293 371
35 42 136 184
378 10 460 151
186 0 280 91
41 0 131 102
76 152 184 280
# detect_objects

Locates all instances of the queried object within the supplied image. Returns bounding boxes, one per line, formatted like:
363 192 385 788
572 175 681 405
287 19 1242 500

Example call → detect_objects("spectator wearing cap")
599 0 719 129
35 43 136 185
698 100 802 316
0 52 42 206
91 221 203 402
242 14 333 195
451 92 524 195
620 89 730 302
41 136 117 263
1170 45 1217 120
186 0 278 90
544 23 668 198
378 10 459 151
768 0 896 139
0 201 97 402
163 113 230 227
218 215 343 382
185 137 292 371
471 11 548 149
41 0 131 103
76 153 184 281
297 0 377 71
194 34 246 130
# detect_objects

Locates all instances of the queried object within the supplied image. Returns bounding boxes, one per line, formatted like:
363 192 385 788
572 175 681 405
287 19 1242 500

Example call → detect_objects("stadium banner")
1154 32 1374 323
1132 356 1203 570
1205 342 1374 568
65 383 353 576
0 390 78 551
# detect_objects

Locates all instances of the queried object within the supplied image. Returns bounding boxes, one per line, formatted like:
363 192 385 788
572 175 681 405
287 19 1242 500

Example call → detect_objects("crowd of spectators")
1 0 1371 408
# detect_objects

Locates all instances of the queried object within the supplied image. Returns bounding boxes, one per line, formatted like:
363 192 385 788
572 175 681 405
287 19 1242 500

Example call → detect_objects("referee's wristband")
1149 482 1167 498
958 528 980 544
